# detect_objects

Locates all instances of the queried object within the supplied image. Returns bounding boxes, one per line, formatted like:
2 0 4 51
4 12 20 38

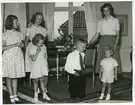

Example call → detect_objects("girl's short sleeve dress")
2 30 25 78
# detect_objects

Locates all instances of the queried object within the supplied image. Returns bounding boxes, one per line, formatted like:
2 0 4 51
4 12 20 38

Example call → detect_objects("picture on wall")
117 15 128 36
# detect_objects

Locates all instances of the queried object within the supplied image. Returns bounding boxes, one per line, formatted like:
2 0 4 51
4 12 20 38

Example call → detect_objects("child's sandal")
10 96 15 104
43 92 51 101
14 95 22 103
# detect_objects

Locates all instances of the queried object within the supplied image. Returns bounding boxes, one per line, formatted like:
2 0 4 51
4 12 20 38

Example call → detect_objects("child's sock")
99 93 104 99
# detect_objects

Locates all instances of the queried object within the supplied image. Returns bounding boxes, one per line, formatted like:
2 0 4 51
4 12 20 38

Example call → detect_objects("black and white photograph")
1 1 133 104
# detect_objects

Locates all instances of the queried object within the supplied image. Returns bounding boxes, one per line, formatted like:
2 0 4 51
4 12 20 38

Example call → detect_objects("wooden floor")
3 73 132 104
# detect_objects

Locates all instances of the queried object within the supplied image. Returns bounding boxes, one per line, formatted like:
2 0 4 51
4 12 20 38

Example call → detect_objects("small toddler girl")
29 33 51 101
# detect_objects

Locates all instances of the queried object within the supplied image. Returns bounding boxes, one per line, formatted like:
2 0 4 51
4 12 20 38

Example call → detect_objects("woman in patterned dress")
2 15 25 104
25 12 50 100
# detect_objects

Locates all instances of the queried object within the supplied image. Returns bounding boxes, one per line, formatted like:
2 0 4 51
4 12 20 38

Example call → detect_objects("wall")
26 3 43 23
2 3 26 34
95 2 132 72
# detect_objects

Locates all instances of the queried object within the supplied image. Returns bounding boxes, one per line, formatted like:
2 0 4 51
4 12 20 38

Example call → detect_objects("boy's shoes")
43 92 51 101
105 94 111 100
99 93 104 100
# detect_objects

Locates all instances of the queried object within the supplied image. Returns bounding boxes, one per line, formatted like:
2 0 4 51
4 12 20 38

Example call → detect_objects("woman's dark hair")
30 12 46 28
100 3 116 18
5 15 18 30
32 33 44 45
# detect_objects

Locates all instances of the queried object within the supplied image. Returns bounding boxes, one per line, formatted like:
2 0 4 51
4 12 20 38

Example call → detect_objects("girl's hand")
36 47 41 53
15 42 21 47
19 42 24 48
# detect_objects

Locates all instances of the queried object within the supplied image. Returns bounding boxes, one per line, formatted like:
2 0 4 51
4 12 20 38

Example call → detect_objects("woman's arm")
30 47 41 61
2 40 20 51
114 66 118 80
114 30 120 51
88 32 100 45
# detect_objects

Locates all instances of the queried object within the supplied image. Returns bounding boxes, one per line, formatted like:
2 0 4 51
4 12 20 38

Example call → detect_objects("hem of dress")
30 75 48 79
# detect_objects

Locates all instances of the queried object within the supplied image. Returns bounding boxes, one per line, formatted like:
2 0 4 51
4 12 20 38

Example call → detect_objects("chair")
84 46 97 88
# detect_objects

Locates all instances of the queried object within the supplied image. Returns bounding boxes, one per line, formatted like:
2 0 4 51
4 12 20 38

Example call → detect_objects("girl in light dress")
2 15 25 104
29 33 50 101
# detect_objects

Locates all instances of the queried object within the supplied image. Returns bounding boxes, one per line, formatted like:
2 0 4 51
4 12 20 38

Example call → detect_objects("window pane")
73 2 83 6
55 2 68 7
54 12 68 39
72 11 87 41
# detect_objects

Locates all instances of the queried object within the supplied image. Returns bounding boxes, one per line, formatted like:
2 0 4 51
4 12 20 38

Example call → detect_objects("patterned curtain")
43 3 55 41
84 2 98 42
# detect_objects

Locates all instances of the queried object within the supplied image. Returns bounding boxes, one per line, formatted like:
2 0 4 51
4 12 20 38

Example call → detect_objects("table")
47 49 71 82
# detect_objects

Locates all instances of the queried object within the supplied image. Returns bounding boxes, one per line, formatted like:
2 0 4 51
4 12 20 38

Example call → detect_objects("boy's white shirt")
65 50 85 74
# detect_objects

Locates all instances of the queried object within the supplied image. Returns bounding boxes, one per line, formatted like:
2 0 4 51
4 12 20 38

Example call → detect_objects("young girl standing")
2 15 25 104
99 46 118 100
29 33 51 102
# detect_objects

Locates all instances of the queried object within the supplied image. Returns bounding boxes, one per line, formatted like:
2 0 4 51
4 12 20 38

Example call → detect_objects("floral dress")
2 30 25 78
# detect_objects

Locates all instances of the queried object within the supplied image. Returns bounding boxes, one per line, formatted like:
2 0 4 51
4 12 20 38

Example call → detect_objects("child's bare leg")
12 78 18 96
6 78 16 103
41 76 51 100
44 76 48 92
99 82 107 99
6 78 13 96
33 79 39 93
12 78 21 102
105 83 112 100
107 83 112 94
33 78 39 101
39 77 45 93
101 82 107 93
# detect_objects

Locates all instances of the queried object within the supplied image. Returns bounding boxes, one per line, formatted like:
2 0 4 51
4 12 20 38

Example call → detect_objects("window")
54 2 86 42
54 12 68 39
